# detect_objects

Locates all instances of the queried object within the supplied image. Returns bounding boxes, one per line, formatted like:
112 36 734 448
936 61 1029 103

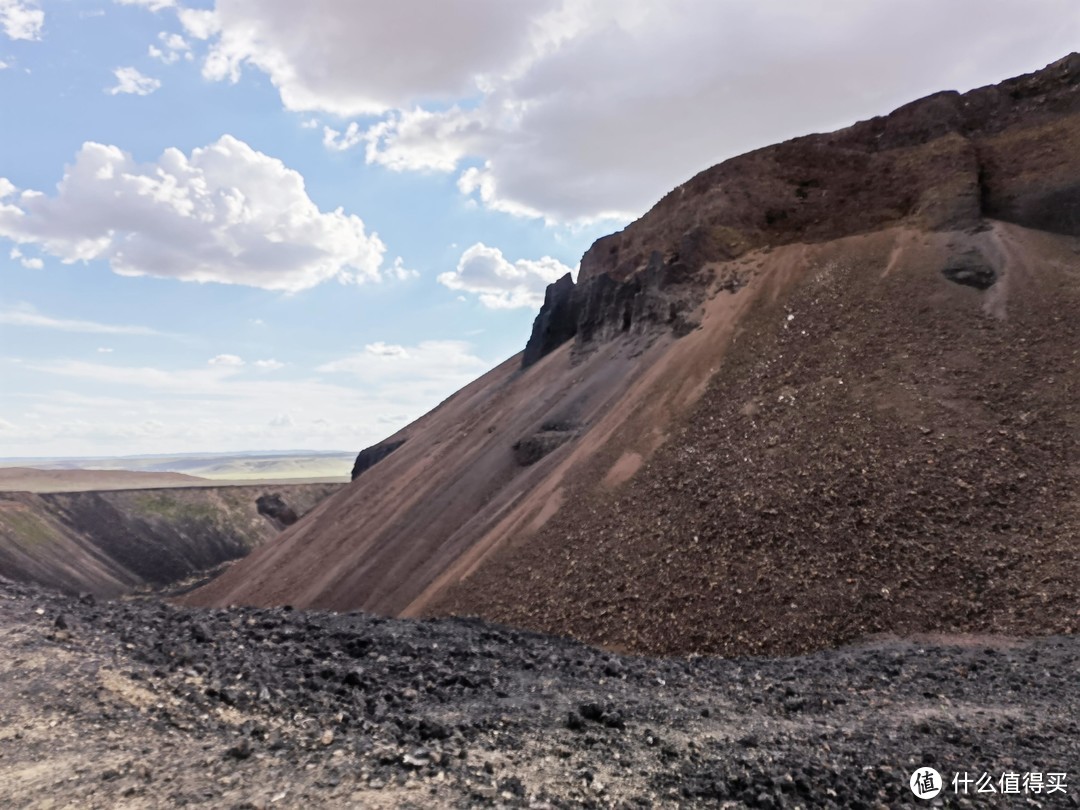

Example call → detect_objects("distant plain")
0 451 352 492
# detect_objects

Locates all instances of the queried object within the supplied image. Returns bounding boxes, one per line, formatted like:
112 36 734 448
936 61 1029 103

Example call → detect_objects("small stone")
226 739 253 760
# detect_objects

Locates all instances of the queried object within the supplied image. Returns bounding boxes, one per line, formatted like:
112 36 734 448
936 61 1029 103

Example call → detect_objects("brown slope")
0 467 206 493
0 483 340 597
186 56 1080 656
431 223 1080 655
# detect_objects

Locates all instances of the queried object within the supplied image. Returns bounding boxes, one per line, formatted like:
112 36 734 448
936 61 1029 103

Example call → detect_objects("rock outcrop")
255 493 300 528
350 438 407 481
522 53 1080 367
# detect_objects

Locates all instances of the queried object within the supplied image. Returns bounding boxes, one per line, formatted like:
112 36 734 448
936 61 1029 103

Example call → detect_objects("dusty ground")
2 576 1078 809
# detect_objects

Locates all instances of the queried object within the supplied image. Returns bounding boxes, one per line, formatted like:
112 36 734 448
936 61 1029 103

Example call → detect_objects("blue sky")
1 0 1077 456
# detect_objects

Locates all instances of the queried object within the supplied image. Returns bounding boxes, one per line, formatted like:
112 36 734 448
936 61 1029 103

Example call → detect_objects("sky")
0 0 1077 458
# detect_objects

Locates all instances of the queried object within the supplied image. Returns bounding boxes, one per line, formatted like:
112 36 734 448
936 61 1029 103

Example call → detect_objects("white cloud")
4 343 495 455
180 0 555 115
439 243 573 309
0 135 387 292
9 246 42 269
0 59 8 70
388 256 418 281
182 1 1080 223
0 303 164 335
97 347 114 353
322 122 362 152
0 0 43 41
148 31 191 64
208 353 244 367
254 358 284 371
115 0 175 11
107 66 162 96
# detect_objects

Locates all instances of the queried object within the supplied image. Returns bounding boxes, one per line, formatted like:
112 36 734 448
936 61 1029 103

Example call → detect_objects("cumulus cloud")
0 135 387 291
179 0 1080 223
107 66 162 95
254 358 284 371
322 122 362 152
208 354 244 367
148 31 191 64
387 256 419 281
0 303 164 335
439 243 573 309
9 246 42 269
0 0 43 41
179 0 555 115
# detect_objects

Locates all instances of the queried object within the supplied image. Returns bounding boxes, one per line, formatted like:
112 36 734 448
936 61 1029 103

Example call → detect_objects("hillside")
0 483 341 598
0 467 208 493
187 55 1080 657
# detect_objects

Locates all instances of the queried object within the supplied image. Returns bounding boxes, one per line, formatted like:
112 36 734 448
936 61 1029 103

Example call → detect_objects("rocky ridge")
523 53 1080 367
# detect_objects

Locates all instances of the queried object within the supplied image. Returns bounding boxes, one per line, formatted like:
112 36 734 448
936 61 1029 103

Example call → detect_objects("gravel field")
1 577 1077 808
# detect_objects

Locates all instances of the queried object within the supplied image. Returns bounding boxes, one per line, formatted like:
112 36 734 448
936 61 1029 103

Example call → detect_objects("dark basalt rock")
522 273 578 368
941 252 998 290
255 493 299 527
351 439 406 481
512 431 574 467
522 246 712 368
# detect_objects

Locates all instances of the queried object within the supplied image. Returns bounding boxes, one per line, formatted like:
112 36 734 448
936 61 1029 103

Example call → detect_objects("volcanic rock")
350 438 406 481
187 55 1080 661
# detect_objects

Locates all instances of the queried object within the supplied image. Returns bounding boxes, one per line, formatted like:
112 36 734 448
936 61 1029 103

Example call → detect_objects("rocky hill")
188 56 1080 658
0 483 341 598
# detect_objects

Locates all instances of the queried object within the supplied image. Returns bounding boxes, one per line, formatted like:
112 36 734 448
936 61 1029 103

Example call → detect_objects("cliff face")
189 56 1080 658
523 53 1080 367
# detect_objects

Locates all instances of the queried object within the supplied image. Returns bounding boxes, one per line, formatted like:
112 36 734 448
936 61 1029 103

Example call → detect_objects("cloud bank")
174 0 1080 223
0 135 386 291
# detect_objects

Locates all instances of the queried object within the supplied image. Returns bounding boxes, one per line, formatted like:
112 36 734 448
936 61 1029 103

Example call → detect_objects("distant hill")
0 482 343 597
0 451 354 485
0 467 207 493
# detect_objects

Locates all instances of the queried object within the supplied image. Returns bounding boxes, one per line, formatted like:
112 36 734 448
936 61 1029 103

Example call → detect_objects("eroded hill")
0 483 341 598
188 55 1080 658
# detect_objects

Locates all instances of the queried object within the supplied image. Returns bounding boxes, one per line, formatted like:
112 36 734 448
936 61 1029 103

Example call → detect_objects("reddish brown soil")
432 225 1080 656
